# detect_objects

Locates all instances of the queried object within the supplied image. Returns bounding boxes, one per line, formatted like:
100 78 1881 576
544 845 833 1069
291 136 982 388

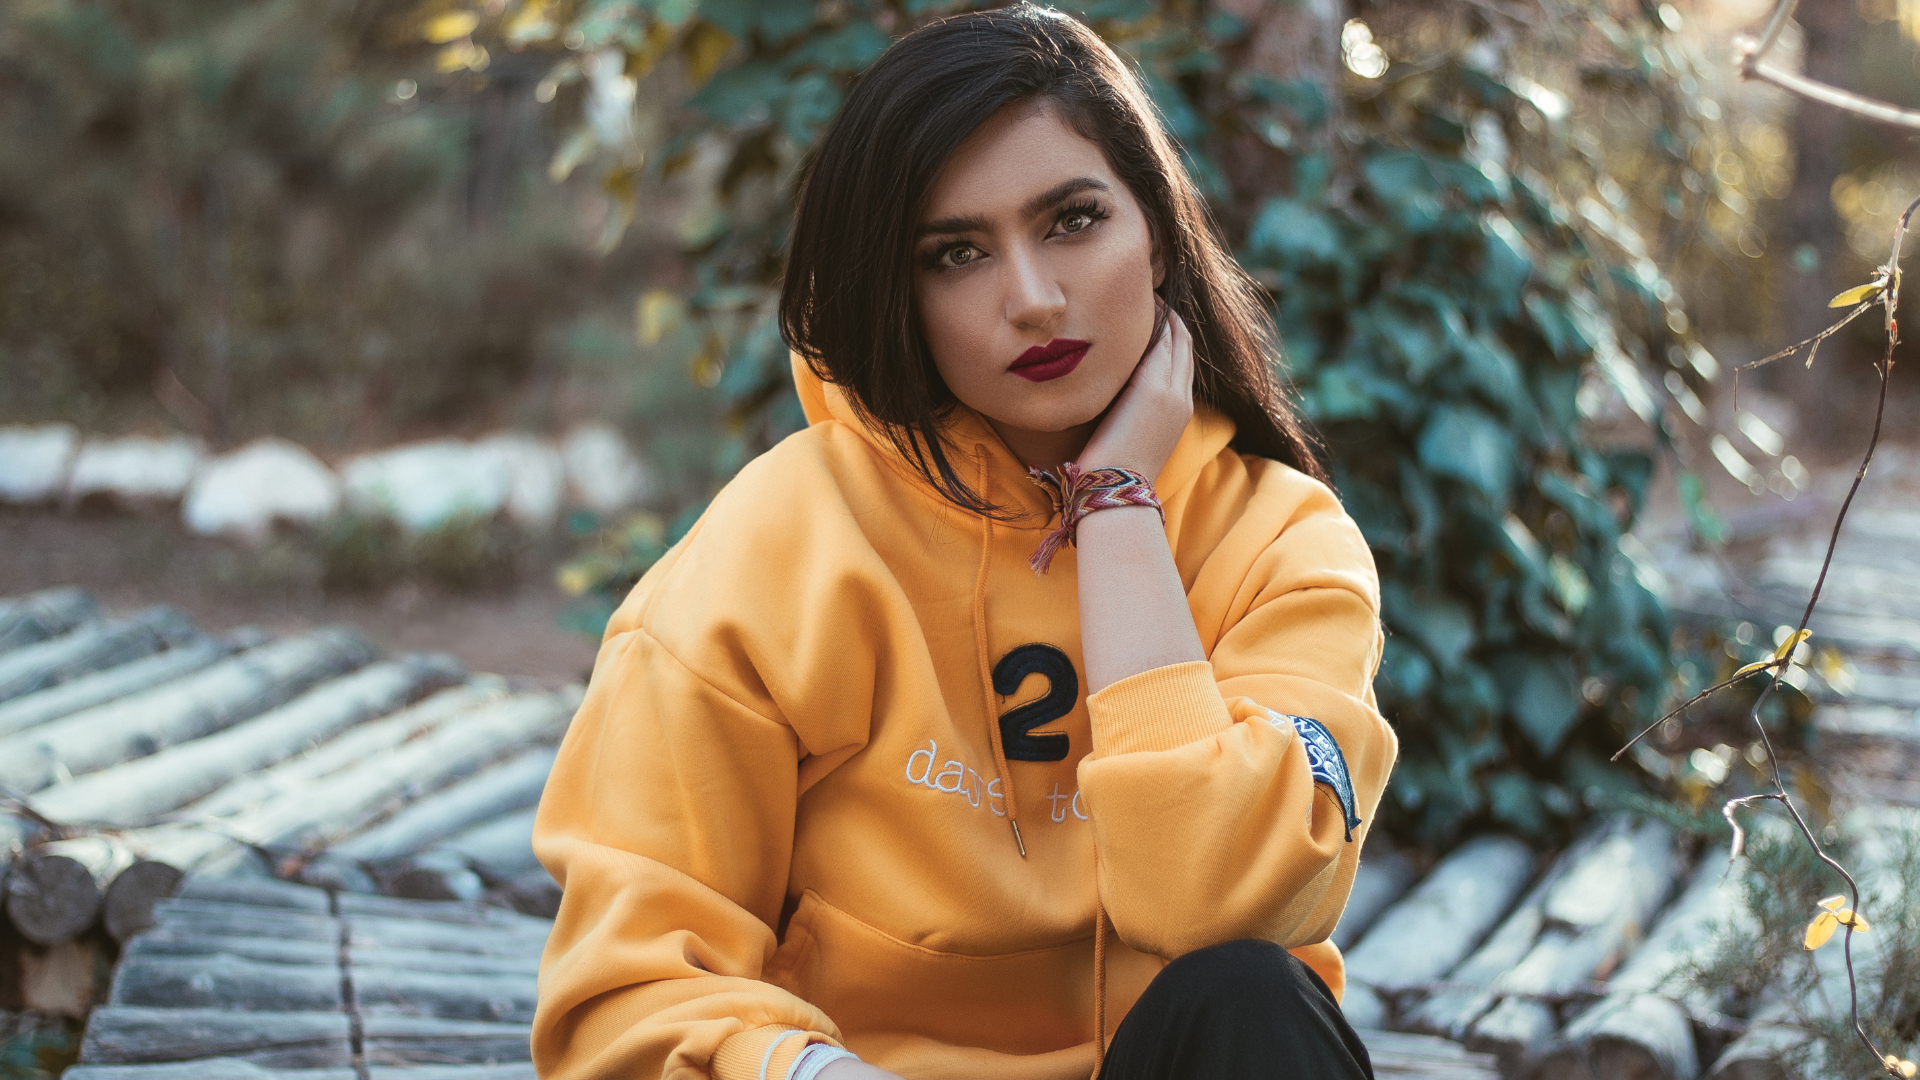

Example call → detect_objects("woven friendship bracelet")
1026 461 1163 574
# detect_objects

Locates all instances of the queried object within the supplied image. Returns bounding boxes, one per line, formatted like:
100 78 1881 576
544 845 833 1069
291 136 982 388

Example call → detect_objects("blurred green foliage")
488 0 1748 843
0 0 595 446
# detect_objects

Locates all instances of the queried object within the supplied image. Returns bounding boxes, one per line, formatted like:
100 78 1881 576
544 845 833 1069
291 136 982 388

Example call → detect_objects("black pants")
1099 939 1376 1080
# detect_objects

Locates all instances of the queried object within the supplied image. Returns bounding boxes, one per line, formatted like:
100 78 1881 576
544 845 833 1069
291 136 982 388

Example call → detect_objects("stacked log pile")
4 585 1912 1080
0 588 581 1028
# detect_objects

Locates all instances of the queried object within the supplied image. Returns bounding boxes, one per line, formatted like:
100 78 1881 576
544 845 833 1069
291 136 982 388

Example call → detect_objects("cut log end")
105 860 186 943
6 851 103 945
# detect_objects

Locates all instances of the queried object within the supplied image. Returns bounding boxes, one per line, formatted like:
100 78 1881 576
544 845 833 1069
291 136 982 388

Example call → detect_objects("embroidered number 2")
993 643 1077 762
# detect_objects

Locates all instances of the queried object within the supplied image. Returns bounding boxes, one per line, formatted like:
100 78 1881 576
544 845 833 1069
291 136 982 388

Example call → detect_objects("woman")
531 6 1397 1079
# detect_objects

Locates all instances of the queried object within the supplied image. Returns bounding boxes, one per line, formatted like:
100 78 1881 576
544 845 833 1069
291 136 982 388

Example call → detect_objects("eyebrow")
916 177 1112 238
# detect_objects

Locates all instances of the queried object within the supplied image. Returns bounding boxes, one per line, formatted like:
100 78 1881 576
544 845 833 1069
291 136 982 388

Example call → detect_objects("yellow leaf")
1818 895 1847 911
636 291 684 346
435 41 485 72
1886 1056 1916 1080
1805 910 1838 949
625 23 675 80
1773 628 1812 662
681 22 733 87
1836 909 1871 932
425 11 480 43
1829 281 1884 308
1733 659 1774 679
556 562 597 596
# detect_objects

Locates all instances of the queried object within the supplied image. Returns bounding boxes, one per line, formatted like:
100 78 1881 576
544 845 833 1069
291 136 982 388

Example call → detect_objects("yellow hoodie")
532 356 1398 1080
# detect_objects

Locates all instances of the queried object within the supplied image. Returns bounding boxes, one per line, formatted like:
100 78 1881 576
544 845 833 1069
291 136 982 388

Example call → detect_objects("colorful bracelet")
1026 461 1163 574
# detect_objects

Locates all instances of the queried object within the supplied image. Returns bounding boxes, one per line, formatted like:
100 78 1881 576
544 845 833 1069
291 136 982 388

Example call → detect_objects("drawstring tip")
1010 819 1028 858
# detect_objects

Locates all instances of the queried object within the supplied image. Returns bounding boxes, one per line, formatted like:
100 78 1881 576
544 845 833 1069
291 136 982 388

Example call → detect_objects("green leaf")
1248 197 1340 264
778 72 840 145
1489 650 1581 755
1418 404 1515 500
1383 581 1477 672
687 60 785 125
787 21 889 71
1485 770 1550 835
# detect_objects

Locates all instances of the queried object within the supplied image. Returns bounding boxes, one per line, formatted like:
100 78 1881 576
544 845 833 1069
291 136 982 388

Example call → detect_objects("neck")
983 417 1098 472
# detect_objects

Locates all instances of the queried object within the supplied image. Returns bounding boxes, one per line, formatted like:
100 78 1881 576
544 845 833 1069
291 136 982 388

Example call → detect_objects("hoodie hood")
789 351 1238 525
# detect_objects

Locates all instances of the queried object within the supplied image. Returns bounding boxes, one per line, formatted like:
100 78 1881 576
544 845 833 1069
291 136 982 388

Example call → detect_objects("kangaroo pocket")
765 889 1162 1058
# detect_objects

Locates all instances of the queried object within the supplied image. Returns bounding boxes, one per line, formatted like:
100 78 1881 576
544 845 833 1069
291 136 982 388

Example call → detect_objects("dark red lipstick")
1009 338 1091 383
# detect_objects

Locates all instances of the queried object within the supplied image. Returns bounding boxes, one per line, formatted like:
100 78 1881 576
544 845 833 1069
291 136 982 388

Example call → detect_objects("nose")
1003 244 1065 333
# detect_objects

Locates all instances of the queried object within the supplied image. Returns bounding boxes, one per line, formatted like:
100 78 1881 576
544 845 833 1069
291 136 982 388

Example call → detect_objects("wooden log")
78 1006 352 1066
34 655 464 827
119 689 579 888
351 942 542 978
383 853 484 903
67 1063 535 1080
336 890 554 932
124 929 341 968
345 913 548 960
1341 834 1535 1026
5 835 135 944
151 898 340 942
483 867 562 920
1353 1029 1502 1080
188 681 508 818
0 637 233 741
1331 839 1417 951
108 953 344 1013
104 861 187 943
1464 818 1684 1073
175 874 333 912
18 933 106 1017
351 966 537 1023
0 628 377 795
0 606 200 705
437 806 539 877
359 1014 533 1065
1402 827 1613 1040
367 1065 536 1080
333 745 556 862
68 1060 355 1080
0 587 98 655
1530 850 1740 1080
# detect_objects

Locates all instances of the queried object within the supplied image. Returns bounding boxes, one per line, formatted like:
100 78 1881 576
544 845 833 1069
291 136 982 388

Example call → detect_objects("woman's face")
913 100 1162 462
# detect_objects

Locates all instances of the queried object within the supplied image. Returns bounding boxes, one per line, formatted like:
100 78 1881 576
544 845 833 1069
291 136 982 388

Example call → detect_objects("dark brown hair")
780 3 1324 512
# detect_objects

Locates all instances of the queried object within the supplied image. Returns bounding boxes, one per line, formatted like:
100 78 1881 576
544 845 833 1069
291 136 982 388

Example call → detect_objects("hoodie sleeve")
1073 470 1397 972
531 607 845 1080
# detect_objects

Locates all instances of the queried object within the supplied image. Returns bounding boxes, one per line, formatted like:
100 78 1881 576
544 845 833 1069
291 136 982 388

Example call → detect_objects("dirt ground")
0 508 599 685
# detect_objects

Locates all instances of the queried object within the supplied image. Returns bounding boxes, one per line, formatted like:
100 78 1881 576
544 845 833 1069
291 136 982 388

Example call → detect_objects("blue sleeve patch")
1265 709 1360 842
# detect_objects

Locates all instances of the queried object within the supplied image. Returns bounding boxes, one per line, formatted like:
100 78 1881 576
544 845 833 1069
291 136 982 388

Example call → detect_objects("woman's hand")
817 1060 908 1080
1077 303 1195 480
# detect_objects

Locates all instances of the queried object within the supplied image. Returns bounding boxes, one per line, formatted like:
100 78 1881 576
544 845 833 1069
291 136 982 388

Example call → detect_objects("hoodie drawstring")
969 449 1108 1073
1092 871 1110 1077
972 447 1026 857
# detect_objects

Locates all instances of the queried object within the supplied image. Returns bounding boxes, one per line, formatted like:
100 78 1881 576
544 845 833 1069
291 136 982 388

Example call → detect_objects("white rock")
341 440 510 533
0 424 79 503
183 439 342 541
476 433 566 531
563 424 652 515
66 435 202 503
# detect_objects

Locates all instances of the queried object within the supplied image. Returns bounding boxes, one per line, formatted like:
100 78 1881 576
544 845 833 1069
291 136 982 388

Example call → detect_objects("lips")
1009 338 1091 383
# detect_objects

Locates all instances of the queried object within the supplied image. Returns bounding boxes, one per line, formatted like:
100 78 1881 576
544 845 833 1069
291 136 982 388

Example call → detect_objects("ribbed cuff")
1086 660 1233 757
711 1024 829 1080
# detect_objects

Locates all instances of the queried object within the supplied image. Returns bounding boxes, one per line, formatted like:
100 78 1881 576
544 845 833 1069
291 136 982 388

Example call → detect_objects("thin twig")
1671 193 1918 1077
1734 0 1920 132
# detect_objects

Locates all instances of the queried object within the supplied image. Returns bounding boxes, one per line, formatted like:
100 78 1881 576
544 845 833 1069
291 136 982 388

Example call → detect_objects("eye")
1053 200 1109 237
947 245 976 266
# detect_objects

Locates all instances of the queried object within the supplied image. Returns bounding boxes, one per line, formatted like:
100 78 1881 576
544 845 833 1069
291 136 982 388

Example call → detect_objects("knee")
1153 939 1322 1010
